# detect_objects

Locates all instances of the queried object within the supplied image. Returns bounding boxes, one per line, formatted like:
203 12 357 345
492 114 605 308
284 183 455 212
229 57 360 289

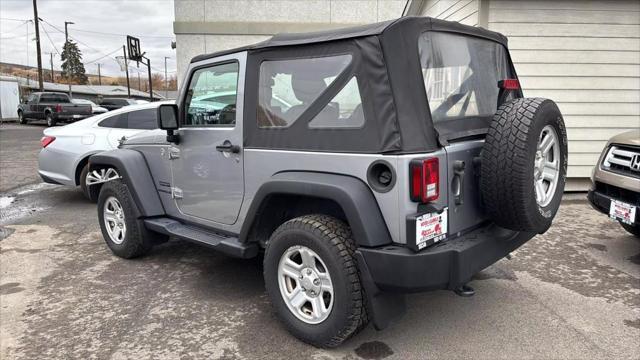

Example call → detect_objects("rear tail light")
410 158 439 203
55 104 62 112
41 136 56 148
498 79 520 90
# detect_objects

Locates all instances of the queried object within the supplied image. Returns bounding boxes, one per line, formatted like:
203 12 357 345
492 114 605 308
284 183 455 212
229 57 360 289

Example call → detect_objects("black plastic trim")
358 225 534 292
88 149 165 217
239 171 392 247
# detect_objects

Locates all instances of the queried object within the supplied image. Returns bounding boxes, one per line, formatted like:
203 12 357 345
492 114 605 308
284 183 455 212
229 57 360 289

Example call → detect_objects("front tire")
46 112 56 127
263 215 367 348
97 180 166 258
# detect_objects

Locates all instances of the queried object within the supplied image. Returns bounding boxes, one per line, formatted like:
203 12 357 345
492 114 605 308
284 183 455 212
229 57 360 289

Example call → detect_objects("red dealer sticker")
415 208 448 250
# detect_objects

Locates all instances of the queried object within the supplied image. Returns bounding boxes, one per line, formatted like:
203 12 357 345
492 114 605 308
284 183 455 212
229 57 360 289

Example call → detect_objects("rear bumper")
357 225 534 292
54 114 90 122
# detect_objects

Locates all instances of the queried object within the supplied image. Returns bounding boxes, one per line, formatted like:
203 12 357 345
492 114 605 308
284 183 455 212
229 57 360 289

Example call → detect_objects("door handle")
216 140 240 153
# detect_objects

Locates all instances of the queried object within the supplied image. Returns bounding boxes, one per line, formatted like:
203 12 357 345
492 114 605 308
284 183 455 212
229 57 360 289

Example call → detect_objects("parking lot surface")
1 124 639 359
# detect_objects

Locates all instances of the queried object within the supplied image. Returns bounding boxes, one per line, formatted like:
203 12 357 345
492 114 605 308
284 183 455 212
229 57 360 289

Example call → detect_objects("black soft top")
188 17 513 154
191 17 507 63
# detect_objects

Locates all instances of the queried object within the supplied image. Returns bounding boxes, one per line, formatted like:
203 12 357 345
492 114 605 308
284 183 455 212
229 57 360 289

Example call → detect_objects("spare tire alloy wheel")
103 196 126 244
278 245 334 324
534 125 560 207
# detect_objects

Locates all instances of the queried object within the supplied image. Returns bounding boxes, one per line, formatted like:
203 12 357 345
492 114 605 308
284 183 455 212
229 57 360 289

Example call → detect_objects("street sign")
127 35 142 61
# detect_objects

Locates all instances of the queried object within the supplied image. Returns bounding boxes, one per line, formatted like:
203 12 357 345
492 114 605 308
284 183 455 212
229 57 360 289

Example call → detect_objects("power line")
0 17 30 22
39 22 61 55
84 46 121 64
69 27 173 39
0 33 28 40
1 20 30 34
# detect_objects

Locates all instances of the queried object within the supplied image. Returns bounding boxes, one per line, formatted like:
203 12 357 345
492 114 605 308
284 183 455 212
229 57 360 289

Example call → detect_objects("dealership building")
173 0 640 190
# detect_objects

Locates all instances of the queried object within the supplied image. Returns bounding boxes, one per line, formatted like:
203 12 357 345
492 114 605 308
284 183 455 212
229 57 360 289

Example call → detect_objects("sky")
0 0 176 79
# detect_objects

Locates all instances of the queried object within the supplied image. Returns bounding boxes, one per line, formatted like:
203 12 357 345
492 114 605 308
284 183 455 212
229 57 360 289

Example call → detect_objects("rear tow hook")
453 284 475 297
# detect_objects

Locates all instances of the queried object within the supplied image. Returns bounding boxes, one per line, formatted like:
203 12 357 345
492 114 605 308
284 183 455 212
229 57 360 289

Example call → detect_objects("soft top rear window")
418 32 513 131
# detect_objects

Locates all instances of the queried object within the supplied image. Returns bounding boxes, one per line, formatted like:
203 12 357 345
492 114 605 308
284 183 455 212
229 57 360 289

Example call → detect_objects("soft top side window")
257 54 358 129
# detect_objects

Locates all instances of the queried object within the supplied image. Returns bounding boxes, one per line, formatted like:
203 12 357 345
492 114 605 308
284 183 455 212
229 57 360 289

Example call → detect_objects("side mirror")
157 104 180 144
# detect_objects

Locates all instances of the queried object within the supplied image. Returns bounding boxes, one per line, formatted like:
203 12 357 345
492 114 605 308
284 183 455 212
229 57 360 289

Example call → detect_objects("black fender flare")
89 149 165 217
239 171 392 248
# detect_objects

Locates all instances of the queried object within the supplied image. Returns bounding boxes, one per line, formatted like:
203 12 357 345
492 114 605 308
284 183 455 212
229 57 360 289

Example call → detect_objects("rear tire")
18 111 27 124
481 98 568 233
97 180 167 258
620 222 640 238
263 215 367 348
46 112 56 127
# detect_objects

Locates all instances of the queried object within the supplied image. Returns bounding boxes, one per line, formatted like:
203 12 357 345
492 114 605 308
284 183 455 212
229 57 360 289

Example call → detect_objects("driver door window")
184 62 239 127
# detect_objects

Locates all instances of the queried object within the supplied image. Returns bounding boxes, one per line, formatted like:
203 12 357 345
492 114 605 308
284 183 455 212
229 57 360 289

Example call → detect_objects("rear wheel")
79 164 99 202
263 215 367 348
481 98 568 233
46 112 56 127
18 111 27 124
620 222 640 238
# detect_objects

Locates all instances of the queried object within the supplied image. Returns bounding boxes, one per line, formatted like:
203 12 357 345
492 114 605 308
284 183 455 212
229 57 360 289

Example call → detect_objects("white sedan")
38 101 171 201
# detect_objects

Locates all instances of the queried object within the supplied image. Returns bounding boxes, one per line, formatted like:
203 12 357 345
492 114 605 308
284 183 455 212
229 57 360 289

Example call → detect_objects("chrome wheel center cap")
300 268 321 296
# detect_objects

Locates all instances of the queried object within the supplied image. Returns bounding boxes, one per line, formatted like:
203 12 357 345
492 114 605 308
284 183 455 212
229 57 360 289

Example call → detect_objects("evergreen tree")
60 40 87 84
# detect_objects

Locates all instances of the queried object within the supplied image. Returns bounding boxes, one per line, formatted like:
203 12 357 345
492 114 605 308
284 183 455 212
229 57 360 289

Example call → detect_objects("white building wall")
415 0 640 190
419 0 480 26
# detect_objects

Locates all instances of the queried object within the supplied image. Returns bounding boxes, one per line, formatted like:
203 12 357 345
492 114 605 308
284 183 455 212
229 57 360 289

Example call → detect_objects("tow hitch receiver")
454 284 475 297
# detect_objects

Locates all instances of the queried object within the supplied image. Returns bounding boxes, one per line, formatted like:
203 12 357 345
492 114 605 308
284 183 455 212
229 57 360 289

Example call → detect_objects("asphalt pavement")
1 123 639 359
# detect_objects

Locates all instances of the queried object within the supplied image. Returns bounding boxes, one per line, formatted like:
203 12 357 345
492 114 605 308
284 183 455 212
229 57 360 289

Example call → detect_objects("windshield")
418 32 512 123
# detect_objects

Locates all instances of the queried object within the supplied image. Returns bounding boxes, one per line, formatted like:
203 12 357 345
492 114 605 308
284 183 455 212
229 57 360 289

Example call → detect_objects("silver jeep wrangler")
88 17 568 347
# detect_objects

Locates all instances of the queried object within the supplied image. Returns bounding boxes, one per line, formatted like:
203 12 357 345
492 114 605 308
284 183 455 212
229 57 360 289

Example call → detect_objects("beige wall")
413 0 640 189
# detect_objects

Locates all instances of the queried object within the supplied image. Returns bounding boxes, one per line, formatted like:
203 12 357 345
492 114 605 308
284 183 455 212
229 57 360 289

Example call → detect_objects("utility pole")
145 56 153 101
49 52 54 82
164 56 169 98
64 21 74 97
97 63 101 85
137 72 141 91
122 45 131 97
32 0 44 91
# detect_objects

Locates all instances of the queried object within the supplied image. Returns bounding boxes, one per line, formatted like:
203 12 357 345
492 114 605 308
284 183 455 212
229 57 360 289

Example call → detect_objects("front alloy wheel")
278 245 334 324
103 196 126 244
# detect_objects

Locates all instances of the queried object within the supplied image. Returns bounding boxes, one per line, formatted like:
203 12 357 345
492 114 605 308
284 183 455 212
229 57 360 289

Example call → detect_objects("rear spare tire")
481 98 567 233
